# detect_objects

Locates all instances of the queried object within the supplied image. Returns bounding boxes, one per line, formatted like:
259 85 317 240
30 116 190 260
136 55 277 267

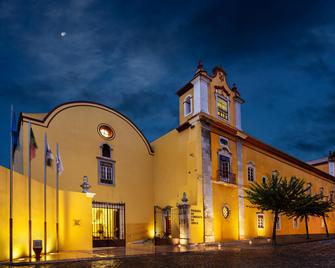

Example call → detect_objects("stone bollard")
178 192 190 245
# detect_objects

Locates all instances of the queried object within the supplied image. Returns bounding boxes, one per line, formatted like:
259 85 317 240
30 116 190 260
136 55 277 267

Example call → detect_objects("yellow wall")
313 162 329 174
19 103 154 242
0 166 92 261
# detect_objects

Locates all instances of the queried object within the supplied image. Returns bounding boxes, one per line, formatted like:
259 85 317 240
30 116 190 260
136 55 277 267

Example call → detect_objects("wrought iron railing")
217 170 236 184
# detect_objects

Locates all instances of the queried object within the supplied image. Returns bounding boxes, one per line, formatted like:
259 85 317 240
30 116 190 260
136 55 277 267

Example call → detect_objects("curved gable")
21 101 154 155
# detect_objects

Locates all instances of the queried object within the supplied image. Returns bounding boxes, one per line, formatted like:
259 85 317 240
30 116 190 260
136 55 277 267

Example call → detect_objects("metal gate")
154 205 179 245
92 201 125 247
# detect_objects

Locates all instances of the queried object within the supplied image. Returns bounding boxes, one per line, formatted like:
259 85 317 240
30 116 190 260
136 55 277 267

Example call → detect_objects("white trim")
235 101 242 130
183 95 193 117
329 161 335 176
192 76 209 114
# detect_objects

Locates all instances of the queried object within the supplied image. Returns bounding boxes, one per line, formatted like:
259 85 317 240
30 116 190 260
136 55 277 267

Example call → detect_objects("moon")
60 32 66 37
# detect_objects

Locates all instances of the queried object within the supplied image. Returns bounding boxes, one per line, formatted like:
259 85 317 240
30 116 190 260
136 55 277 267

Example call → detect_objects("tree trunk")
305 216 309 240
272 211 278 245
323 214 329 238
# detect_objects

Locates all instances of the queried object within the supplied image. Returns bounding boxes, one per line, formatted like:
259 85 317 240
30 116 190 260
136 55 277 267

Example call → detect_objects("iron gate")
92 201 125 247
154 205 179 245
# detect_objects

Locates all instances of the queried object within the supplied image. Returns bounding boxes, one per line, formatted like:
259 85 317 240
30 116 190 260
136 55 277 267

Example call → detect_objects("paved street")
4 239 335 268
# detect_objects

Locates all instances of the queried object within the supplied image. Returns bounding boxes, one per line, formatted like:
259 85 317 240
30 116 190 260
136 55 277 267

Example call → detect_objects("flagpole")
56 143 59 253
28 121 32 259
9 105 14 262
43 133 47 257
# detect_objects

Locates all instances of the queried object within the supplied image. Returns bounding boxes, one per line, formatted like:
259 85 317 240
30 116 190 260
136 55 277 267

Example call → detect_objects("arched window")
262 176 267 184
247 162 255 182
184 95 192 116
102 144 111 158
98 144 115 185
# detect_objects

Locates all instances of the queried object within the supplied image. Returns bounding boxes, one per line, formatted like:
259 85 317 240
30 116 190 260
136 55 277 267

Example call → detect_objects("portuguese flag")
30 128 38 159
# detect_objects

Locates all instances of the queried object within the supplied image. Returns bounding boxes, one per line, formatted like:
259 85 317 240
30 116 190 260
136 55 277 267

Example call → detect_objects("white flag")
56 152 64 175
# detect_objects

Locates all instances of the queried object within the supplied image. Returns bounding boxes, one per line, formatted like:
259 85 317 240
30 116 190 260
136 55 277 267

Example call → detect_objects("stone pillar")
237 139 245 239
178 193 190 245
201 123 215 242
328 152 335 176
234 98 243 130
192 75 210 115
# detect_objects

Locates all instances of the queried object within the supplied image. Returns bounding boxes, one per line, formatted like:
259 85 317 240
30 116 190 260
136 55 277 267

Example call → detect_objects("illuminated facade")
1 63 335 260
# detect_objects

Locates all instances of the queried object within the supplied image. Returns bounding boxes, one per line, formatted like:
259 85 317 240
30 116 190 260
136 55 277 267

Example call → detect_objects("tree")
244 174 307 245
287 192 333 239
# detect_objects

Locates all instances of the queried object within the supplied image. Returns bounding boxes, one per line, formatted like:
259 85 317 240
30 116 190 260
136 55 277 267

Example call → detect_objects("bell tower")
176 62 244 130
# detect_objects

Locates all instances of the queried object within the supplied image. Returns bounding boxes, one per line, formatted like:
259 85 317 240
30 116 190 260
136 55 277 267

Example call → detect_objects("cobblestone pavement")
4 240 335 268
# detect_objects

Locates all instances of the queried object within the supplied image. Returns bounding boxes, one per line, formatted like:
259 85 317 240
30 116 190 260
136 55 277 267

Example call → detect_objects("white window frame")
293 218 299 229
183 95 193 117
216 94 230 122
257 213 264 229
247 162 256 182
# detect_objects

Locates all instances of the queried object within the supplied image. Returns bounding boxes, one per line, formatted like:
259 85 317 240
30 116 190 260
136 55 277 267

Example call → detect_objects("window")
217 96 229 120
307 183 312 196
101 144 111 158
275 215 281 230
99 161 114 184
247 163 255 182
98 124 114 139
262 176 267 184
257 214 264 229
320 187 324 200
329 191 334 202
98 144 115 185
219 137 228 146
184 95 192 116
218 155 231 181
293 218 299 229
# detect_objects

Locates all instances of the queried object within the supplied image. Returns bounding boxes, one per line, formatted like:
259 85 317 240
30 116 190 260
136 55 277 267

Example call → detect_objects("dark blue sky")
1 0 335 167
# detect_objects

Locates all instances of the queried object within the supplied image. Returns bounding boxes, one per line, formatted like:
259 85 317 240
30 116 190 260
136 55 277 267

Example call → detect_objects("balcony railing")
217 170 236 184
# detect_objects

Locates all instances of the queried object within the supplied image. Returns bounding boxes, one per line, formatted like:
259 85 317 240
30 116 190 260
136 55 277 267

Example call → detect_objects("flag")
30 128 38 159
56 151 64 175
11 110 19 155
46 143 54 167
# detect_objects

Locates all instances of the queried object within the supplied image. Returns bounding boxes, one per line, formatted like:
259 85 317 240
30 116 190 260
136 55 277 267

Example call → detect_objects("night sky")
1 0 335 167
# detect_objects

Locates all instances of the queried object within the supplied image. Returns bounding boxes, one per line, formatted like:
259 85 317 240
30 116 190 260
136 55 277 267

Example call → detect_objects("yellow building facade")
1 63 335 260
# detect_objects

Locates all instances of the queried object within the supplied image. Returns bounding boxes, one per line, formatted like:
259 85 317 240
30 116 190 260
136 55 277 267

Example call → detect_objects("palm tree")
286 193 319 239
313 199 333 238
287 191 333 239
244 174 307 245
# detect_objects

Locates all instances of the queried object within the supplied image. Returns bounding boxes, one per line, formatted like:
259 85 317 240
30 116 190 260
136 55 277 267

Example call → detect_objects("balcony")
217 170 236 185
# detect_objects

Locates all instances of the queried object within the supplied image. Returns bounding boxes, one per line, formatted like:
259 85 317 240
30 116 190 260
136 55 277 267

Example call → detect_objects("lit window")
247 163 255 182
98 124 114 139
257 214 264 229
184 96 192 116
217 97 229 120
222 206 230 219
